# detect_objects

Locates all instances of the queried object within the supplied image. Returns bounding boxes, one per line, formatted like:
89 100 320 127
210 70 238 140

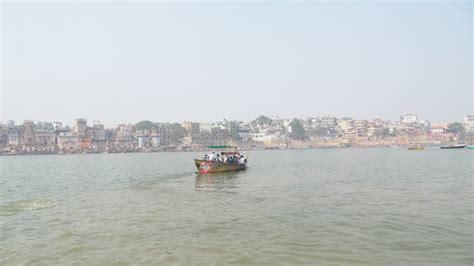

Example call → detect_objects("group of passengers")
203 152 247 164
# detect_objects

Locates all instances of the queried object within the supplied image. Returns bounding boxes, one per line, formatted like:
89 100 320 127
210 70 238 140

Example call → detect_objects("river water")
1 148 473 265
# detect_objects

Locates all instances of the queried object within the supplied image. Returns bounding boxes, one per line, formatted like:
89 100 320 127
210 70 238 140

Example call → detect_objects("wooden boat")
194 159 205 169
408 144 424 150
195 146 247 174
197 160 246 174
440 144 466 149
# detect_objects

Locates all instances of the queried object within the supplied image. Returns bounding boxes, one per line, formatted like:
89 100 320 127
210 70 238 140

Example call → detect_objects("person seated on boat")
230 155 238 164
203 154 208 161
208 152 215 161
239 155 246 164
215 154 221 162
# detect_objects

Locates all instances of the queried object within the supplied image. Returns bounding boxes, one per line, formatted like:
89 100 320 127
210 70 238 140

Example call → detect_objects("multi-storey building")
337 118 356 139
431 125 447 134
57 132 79 150
87 122 106 142
115 124 133 143
0 124 7 144
320 117 337 129
34 122 55 146
21 120 35 145
182 122 200 136
75 118 87 138
354 120 368 139
464 115 474 132
367 122 384 138
8 131 19 146
400 114 418 124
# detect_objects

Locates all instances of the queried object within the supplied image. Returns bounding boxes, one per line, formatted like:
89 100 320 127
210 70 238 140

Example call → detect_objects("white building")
8 131 19 145
238 129 252 141
57 132 79 150
400 114 418 124
431 126 446 134
199 123 215 133
321 117 337 128
464 115 474 132
115 124 133 142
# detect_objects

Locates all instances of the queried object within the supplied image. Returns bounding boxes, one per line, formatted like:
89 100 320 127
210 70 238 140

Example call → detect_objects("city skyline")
2 2 473 124
2 113 471 129
2 112 473 156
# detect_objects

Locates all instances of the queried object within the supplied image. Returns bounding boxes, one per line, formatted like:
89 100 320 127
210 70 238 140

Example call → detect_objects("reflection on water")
194 172 241 191
0 150 473 265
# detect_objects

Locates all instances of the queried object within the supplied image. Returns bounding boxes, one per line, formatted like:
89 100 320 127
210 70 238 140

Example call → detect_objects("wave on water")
131 172 196 190
0 199 57 216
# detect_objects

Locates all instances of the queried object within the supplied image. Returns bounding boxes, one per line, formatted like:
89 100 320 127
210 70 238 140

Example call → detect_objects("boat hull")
440 144 466 149
407 144 424 150
408 147 424 150
195 159 205 169
195 159 246 174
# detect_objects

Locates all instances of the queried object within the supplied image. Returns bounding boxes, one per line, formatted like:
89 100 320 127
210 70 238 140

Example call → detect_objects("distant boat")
440 144 466 149
264 146 280 150
464 145 474 149
407 144 424 150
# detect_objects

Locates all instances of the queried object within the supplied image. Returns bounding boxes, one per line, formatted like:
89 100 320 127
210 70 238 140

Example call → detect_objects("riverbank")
0 142 470 156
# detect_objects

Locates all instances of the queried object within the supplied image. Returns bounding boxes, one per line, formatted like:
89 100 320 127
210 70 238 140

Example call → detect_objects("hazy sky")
1 2 472 126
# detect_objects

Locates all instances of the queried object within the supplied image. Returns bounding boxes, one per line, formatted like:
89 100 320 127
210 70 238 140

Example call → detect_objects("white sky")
1 2 473 126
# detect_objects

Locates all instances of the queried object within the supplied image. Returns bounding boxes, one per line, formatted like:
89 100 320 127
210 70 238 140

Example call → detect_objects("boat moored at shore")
440 144 466 149
408 144 424 150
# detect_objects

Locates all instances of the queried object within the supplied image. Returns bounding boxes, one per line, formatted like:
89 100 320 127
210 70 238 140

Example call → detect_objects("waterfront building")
400 114 418 124
431 125 447 135
337 117 355 139
75 118 87 138
354 120 368 139
57 132 79 150
21 120 35 145
238 129 252 141
115 124 133 143
251 132 265 142
321 117 337 129
397 114 429 136
7 129 19 146
182 122 200 136
151 136 161 147
367 122 384 138
87 122 107 142
0 124 7 144
464 115 474 132
198 123 216 133
306 117 321 129
137 136 149 148
34 122 55 146
80 138 91 150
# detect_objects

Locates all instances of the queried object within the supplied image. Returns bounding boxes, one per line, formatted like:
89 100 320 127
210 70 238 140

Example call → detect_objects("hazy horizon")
2 2 473 126
0 112 469 129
